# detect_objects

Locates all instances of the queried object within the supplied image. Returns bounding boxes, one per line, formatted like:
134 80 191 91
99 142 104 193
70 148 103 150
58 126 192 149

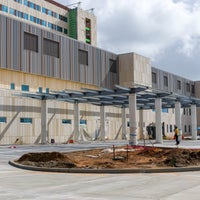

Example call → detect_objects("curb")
8 160 200 174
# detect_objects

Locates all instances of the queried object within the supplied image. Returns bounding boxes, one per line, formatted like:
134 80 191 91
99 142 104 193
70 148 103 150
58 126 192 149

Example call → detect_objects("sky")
57 0 200 81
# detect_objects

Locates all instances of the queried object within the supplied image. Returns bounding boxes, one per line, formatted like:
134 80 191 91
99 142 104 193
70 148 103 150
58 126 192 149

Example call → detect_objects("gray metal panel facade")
0 14 118 88
152 67 195 97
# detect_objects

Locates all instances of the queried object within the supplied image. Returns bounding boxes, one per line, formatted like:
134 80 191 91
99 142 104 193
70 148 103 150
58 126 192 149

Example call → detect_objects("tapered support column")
191 104 197 140
100 106 106 141
121 106 127 140
175 101 182 136
129 93 138 145
139 109 145 139
41 99 48 144
155 98 162 144
74 101 80 142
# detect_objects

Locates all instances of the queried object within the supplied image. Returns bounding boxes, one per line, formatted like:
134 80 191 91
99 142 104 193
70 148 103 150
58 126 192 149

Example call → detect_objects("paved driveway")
1 140 200 200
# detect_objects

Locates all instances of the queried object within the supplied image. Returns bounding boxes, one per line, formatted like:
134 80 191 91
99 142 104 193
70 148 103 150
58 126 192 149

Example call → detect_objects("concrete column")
139 109 145 139
100 105 106 141
121 106 127 140
155 98 162 144
74 101 80 142
41 99 47 144
191 104 197 140
175 101 182 135
128 93 138 145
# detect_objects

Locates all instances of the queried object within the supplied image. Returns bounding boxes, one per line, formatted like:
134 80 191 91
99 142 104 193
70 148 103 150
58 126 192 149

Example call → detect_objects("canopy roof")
20 85 200 109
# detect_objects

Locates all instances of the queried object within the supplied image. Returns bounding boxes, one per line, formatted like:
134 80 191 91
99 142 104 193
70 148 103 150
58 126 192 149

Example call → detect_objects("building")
0 0 97 45
0 0 199 145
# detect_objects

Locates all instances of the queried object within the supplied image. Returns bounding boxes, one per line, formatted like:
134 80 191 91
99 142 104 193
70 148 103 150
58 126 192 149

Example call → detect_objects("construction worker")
174 126 179 145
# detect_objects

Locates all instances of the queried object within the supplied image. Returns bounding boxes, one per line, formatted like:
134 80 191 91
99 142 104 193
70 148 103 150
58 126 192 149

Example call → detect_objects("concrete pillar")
100 105 106 141
128 93 138 145
155 98 162 144
41 99 47 144
191 104 197 140
175 101 182 135
121 106 127 140
139 109 145 139
74 101 80 142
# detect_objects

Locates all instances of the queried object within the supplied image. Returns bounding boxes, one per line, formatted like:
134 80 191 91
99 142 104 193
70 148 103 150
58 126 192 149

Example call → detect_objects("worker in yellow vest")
174 126 179 145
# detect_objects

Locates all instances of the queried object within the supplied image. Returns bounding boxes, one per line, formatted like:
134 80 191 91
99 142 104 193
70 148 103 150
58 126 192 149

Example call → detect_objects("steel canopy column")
122 106 127 140
155 98 162 144
41 99 47 144
175 101 182 137
129 93 138 145
74 101 80 142
191 104 197 140
100 105 106 141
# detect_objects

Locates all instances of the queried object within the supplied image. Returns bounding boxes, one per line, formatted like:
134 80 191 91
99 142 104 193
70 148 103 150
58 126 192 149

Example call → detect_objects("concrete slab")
1 140 200 199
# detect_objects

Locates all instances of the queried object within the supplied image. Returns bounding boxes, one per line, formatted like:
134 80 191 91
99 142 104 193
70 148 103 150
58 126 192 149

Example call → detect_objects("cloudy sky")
57 0 200 81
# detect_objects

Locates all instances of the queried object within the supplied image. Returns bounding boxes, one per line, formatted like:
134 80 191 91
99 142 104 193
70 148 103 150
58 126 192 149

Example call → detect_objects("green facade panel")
68 8 77 39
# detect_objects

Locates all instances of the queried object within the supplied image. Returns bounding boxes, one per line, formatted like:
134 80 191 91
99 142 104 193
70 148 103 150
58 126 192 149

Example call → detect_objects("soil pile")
17 152 76 168
16 147 200 169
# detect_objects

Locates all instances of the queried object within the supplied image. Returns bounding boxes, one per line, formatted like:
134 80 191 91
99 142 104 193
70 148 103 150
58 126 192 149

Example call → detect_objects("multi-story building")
0 0 199 145
0 0 97 45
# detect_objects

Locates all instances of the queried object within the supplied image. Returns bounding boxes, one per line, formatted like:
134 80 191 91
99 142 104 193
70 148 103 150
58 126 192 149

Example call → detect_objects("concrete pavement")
1 140 200 199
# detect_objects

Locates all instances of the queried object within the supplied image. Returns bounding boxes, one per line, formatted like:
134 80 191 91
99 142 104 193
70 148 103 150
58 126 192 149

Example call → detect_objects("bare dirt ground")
16 146 200 169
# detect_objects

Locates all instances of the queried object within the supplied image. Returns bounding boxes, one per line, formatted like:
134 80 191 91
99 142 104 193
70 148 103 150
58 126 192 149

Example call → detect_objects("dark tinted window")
78 49 88 65
43 38 59 58
24 32 38 52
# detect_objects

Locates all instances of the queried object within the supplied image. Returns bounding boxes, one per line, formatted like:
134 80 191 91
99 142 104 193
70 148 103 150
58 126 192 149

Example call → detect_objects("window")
152 72 157 84
24 32 38 52
21 84 29 91
0 4 8 13
43 38 59 58
0 117 6 123
46 88 49 93
13 0 22 3
170 125 172 132
164 76 168 87
59 15 68 22
127 121 130 127
162 108 168 113
57 26 63 32
10 83 15 90
184 125 187 132
20 118 32 123
64 29 68 34
109 59 117 73
177 80 181 90
191 85 195 94
186 83 190 92
78 49 88 65
80 120 87 125
38 87 42 93
62 119 71 124
189 125 191 133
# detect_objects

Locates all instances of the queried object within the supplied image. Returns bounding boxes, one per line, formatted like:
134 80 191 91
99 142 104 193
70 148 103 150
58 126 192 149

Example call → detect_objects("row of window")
0 3 68 35
24 32 59 58
0 117 87 125
11 83 50 93
152 72 195 93
13 0 68 23
167 124 191 133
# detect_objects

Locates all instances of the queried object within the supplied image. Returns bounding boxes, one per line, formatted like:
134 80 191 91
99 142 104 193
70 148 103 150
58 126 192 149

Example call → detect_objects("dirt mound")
15 147 200 169
17 152 76 168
